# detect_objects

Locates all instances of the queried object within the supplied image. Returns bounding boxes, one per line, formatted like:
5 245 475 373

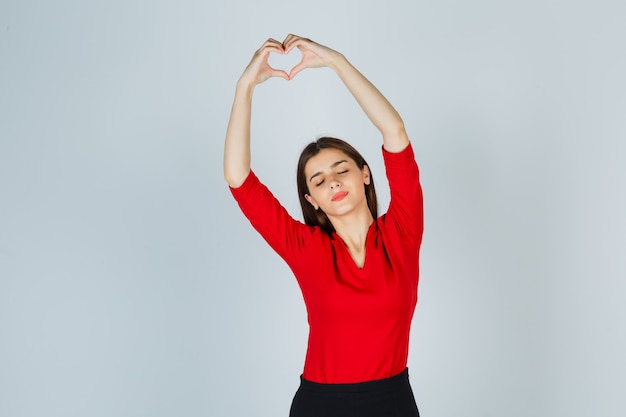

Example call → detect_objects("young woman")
224 34 424 417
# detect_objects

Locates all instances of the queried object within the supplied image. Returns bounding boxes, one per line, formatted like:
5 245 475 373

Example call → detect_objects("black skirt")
289 368 420 417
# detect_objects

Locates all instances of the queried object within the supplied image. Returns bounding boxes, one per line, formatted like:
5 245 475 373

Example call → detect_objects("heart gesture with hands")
239 34 340 87
282 34 340 80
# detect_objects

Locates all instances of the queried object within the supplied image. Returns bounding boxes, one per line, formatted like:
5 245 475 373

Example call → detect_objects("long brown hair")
296 137 378 234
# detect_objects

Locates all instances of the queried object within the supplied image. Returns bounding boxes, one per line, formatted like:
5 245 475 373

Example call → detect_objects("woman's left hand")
282 34 343 80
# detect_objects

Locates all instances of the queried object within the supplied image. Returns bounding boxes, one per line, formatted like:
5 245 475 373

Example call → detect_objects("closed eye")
308 160 350 184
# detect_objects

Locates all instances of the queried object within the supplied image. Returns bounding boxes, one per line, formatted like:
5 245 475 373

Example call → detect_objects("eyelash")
315 170 348 187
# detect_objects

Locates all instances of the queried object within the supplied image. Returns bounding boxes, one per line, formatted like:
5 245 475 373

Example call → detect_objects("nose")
329 177 341 189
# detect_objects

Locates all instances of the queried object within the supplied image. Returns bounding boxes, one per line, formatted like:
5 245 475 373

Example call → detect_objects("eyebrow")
309 160 349 183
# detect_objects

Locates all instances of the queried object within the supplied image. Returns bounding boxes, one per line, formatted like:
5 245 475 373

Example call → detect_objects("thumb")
271 69 290 80
288 61 306 80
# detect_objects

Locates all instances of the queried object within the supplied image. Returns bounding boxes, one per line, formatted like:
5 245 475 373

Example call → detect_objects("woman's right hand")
238 38 289 88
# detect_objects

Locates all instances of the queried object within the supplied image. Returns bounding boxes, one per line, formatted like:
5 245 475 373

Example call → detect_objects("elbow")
381 120 407 139
224 168 249 189
382 124 410 153
391 121 407 137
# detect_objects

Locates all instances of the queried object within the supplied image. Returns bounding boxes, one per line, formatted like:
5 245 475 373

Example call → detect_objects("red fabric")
230 143 424 384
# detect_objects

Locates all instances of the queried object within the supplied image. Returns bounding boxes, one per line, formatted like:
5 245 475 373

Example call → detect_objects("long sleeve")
381 142 424 246
230 170 315 266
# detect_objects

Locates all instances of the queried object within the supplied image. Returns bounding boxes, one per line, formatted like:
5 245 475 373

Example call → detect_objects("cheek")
309 188 325 202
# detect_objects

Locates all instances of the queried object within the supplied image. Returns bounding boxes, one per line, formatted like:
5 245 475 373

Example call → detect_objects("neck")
328 205 374 248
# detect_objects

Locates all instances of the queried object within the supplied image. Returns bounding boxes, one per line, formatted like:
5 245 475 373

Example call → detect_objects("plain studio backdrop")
1 1 625 416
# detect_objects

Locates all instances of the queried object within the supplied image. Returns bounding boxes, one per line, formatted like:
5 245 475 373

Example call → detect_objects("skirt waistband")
299 368 410 394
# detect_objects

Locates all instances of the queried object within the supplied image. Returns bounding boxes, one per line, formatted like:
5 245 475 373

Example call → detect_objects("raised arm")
223 39 289 188
282 34 410 153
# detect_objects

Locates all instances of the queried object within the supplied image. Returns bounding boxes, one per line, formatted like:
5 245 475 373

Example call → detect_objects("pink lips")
331 191 348 202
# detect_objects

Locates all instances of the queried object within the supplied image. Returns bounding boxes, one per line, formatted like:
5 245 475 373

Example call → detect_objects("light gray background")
1 1 625 416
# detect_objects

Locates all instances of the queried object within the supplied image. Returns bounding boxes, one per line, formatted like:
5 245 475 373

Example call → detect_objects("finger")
288 61 306 80
281 33 297 47
265 44 286 55
259 38 286 54
284 39 303 54
283 34 306 53
270 68 289 80
265 37 283 47
257 44 286 60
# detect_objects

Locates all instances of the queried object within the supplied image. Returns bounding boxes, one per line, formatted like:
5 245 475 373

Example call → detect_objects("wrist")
235 77 256 95
327 52 349 73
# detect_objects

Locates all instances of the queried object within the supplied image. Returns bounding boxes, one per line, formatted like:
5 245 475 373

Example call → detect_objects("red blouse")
230 143 424 384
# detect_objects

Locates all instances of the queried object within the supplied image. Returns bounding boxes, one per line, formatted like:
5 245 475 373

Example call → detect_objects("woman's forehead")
305 148 354 172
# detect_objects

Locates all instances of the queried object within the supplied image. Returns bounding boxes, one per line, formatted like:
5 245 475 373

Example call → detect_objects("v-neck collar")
331 220 377 270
